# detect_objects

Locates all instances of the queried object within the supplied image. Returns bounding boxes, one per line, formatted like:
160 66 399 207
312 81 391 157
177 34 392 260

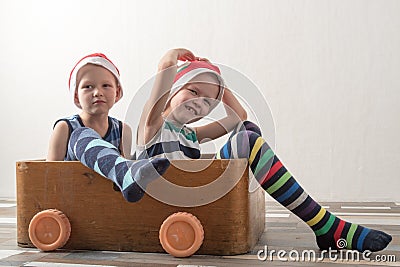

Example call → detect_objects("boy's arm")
195 88 247 143
47 121 69 161
121 123 132 159
137 48 195 145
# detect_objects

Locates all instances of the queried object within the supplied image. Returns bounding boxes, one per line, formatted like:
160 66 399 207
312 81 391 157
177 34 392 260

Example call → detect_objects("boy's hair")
68 53 123 108
167 60 225 104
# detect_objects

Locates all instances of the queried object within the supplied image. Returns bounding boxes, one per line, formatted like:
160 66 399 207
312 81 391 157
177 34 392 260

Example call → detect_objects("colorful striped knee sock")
217 124 392 252
69 127 170 202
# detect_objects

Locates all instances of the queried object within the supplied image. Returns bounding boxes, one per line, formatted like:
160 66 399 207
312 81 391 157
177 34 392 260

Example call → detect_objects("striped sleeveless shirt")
135 119 200 160
54 114 123 161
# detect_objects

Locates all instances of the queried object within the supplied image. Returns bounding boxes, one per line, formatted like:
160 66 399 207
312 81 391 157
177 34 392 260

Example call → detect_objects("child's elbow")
240 110 248 121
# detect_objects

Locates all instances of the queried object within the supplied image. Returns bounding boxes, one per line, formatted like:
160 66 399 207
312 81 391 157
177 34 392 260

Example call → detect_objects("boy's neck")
79 112 109 137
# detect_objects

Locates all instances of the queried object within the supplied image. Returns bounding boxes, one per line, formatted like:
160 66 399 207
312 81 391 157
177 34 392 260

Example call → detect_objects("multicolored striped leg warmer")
69 127 170 202
217 121 392 252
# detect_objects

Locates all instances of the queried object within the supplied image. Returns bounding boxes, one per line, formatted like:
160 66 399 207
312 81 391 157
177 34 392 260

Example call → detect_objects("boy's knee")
236 129 260 139
233 130 272 159
68 127 101 152
229 130 259 158
233 130 261 149
70 127 101 140
243 121 262 136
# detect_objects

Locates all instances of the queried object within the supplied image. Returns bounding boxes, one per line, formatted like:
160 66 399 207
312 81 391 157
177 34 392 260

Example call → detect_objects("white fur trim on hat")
167 66 225 105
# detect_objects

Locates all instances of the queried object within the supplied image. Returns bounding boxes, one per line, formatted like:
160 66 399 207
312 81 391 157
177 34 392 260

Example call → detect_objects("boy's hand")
176 48 196 61
158 48 195 70
195 57 211 63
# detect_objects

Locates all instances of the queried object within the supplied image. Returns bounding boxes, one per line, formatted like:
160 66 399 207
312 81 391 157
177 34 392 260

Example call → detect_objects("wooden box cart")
16 159 265 256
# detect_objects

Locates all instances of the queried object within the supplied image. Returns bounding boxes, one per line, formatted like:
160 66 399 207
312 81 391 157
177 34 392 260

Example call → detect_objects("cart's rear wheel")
159 212 204 257
28 209 71 251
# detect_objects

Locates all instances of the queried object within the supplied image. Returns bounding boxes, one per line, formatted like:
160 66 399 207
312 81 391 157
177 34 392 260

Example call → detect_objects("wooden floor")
0 199 399 266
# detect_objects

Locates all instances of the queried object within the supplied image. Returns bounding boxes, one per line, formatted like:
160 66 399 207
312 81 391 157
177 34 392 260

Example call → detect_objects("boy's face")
164 73 221 124
75 64 121 114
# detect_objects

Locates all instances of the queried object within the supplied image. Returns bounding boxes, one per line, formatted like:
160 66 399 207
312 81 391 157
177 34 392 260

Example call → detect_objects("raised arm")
137 49 196 145
121 122 132 158
195 87 247 143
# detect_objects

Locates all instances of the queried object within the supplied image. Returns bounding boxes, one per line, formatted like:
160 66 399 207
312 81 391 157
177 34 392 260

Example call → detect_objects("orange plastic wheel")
28 209 71 251
159 212 204 257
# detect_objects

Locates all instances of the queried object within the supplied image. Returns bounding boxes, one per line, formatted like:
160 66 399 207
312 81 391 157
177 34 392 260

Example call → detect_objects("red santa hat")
68 53 123 108
167 60 225 103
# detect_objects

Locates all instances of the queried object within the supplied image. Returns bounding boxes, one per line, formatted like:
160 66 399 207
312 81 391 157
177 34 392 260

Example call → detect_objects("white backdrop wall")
0 0 399 201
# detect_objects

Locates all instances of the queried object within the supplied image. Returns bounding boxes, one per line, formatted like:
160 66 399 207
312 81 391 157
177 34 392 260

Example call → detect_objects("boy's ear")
115 85 122 102
74 92 82 109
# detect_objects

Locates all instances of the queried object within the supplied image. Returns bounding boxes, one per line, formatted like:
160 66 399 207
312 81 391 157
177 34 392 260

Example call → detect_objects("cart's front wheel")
28 209 71 251
159 212 204 257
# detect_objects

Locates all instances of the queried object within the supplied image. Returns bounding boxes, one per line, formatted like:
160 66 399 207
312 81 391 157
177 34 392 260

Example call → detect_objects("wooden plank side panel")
248 179 266 249
16 159 265 255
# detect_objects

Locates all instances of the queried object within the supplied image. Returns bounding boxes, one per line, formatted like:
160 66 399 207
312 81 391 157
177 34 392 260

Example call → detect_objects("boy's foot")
316 220 392 252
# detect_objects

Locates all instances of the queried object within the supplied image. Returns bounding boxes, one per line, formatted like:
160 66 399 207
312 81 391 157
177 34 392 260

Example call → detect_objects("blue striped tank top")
54 114 123 161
